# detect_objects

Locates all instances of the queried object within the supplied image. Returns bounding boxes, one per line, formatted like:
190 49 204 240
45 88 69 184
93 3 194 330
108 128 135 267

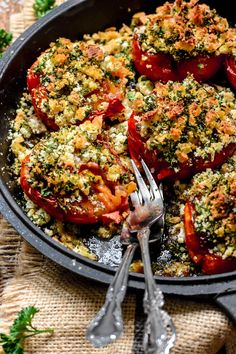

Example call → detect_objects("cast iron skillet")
0 0 236 325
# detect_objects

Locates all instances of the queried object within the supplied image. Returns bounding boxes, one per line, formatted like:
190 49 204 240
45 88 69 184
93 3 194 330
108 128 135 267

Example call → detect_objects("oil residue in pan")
84 235 123 268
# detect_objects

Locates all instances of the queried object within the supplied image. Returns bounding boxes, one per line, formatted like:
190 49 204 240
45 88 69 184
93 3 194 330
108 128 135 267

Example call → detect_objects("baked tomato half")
20 117 136 225
177 54 224 82
128 76 236 182
184 201 236 275
225 56 236 90
128 114 235 182
131 0 232 83
132 35 177 82
27 38 133 130
21 156 129 224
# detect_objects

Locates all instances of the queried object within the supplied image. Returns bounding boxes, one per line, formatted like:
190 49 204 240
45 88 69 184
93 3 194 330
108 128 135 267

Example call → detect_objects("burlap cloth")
0 1 236 353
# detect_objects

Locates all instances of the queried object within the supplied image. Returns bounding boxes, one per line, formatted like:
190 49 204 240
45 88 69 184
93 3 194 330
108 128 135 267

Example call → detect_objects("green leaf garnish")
0 29 13 58
0 306 54 353
33 0 56 19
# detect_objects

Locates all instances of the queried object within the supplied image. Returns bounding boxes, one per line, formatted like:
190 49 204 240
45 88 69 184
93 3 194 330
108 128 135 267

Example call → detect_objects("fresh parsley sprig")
0 29 13 58
33 0 56 19
0 306 54 354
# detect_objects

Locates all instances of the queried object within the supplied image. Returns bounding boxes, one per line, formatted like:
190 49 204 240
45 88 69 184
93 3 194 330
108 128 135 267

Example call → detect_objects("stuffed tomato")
27 35 134 130
128 75 236 182
183 159 236 274
20 117 136 225
131 0 235 82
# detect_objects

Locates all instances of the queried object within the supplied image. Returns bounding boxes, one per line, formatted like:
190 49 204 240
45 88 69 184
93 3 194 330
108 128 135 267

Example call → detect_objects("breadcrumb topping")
133 0 236 60
185 156 236 258
135 75 236 170
26 117 135 212
32 29 134 127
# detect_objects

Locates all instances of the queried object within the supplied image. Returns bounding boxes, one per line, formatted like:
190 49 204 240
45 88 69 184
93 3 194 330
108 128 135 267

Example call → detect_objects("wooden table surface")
0 0 23 31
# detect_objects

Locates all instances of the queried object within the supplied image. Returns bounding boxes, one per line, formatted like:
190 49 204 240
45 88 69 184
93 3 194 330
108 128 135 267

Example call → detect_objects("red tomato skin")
27 62 59 130
132 36 178 82
177 54 224 82
64 201 101 224
101 211 122 225
132 35 223 83
225 56 236 90
157 165 193 182
184 201 236 275
20 156 65 220
128 114 160 170
20 156 126 225
105 96 124 117
128 114 236 182
31 86 60 130
27 66 41 94
184 201 206 265
202 254 236 275
127 114 145 168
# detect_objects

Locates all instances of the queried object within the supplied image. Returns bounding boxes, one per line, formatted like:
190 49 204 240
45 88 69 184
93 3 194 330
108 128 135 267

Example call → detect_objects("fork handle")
86 242 138 348
138 227 176 354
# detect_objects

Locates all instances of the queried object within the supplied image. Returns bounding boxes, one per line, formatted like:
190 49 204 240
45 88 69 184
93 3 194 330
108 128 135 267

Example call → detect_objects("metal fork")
129 159 176 354
86 159 175 353
86 162 164 348
86 234 138 348
86 210 164 348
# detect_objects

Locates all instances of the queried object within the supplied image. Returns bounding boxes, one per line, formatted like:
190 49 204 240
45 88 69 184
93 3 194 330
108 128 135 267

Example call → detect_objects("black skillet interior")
0 0 236 324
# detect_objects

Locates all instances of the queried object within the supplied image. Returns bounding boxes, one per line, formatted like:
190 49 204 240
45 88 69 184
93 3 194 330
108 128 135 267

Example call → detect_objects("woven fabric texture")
0 1 236 353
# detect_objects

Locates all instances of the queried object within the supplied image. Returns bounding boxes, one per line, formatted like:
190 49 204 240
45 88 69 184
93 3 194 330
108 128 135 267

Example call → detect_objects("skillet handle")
214 289 236 326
